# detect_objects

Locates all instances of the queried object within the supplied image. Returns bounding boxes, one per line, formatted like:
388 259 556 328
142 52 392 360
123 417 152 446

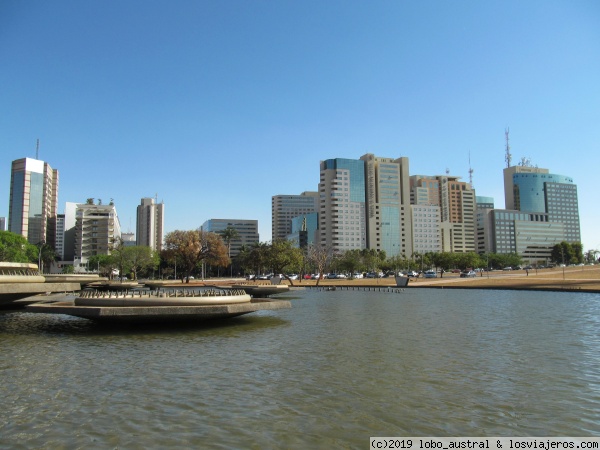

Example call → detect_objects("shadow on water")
0 310 290 337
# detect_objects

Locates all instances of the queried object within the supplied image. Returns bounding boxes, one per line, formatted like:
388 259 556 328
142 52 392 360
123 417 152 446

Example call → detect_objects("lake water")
1 288 599 449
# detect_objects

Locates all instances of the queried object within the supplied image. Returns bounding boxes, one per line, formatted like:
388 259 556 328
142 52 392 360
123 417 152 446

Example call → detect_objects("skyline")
1 1 599 250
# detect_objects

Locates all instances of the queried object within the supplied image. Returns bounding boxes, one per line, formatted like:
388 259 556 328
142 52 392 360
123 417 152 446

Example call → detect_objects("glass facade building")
8 157 59 248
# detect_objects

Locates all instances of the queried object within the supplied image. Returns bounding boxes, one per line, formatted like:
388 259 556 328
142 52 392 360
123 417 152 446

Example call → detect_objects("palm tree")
219 226 240 277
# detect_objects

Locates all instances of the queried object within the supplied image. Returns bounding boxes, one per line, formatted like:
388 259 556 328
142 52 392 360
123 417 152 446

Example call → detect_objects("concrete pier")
25 298 291 322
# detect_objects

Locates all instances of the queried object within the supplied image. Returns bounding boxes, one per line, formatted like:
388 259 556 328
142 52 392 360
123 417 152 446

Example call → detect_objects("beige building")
136 197 164 251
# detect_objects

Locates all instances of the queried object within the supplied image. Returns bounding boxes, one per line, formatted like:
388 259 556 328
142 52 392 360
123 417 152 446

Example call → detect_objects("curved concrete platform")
231 284 290 297
75 293 252 306
25 298 291 322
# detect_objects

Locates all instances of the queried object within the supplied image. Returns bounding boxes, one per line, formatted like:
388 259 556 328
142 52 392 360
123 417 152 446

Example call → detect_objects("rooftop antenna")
505 127 512 168
36 139 39 160
468 151 474 189
445 167 450 175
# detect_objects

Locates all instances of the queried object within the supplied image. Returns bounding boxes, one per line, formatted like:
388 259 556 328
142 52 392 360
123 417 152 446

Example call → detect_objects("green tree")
336 249 365 277
88 254 116 277
267 239 304 286
219 226 240 277
0 231 38 263
124 246 159 280
110 237 131 281
38 242 57 273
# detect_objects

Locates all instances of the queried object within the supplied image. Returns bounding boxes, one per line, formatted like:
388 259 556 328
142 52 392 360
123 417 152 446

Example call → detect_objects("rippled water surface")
1 288 599 449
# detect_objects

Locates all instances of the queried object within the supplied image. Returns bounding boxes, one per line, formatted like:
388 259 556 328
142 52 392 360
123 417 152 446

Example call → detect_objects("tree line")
0 229 592 281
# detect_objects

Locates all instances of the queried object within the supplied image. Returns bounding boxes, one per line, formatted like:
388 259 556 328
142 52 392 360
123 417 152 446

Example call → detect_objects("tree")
124 246 159 280
0 231 38 263
267 239 304 286
306 244 336 286
219 226 240 277
336 249 365 277
88 254 116 278
163 229 228 283
38 242 57 273
110 237 130 281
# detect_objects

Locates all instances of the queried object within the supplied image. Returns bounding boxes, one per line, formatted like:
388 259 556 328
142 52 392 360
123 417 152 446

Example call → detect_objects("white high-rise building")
318 158 366 252
73 201 121 270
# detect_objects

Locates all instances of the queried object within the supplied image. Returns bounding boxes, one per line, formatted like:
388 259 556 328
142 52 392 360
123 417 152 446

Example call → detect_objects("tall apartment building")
360 154 412 257
271 192 319 241
73 202 121 270
439 175 476 252
410 174 475 253
0 217 6 231
136 197 165 251
201 219 259 258
318 158 366 252
8 157 59 248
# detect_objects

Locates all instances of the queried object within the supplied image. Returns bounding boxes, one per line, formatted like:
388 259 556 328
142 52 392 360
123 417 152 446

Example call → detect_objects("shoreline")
160 265 600 294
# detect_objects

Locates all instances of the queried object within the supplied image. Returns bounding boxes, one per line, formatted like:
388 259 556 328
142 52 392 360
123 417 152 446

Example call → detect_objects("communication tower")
468 152 474 189
505 128 512 168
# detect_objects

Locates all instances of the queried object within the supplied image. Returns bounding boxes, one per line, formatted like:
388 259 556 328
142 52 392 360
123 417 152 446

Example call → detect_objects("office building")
136 197 164 251
360 154 412 257
476 196 495 254
287 212 318 248
272 192 319 241
411 205 442 254
318 158 366 252
0 217 6 231
504 165 580 243
201 219 259 258
8 157 59 248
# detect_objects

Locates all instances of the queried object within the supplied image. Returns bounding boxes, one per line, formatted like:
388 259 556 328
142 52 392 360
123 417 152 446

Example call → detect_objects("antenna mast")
468 152 474 188
505 128 512 168
36 139 39 160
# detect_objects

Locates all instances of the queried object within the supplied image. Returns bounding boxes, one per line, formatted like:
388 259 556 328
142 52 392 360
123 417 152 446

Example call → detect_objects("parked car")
403 270 418 277
503 266 513 271
451 268 461 273
352 272 363 279
366 272 383 278
424 270 437 278
460 270 476 278
287 274 298 280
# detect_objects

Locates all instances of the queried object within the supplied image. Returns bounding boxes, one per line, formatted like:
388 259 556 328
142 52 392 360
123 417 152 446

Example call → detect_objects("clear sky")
1 1 599 250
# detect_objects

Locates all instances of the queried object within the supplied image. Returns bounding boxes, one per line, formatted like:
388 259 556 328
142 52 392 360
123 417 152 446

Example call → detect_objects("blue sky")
1 1 599 250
